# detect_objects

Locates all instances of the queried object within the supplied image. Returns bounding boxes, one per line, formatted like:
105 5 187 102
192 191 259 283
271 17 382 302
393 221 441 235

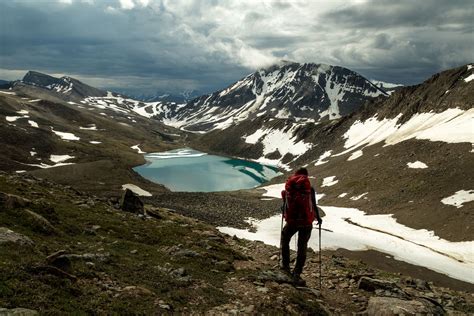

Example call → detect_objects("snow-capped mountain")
167 62 387 132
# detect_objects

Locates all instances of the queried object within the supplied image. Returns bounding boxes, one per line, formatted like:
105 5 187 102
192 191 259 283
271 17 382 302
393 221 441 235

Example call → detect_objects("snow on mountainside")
370 79 403 95
197 63 474 170
167 62 387 132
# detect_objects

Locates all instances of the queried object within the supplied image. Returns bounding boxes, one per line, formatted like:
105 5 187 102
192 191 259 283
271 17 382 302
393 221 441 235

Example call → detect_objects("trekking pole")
278 199 285 265
319 222 322 291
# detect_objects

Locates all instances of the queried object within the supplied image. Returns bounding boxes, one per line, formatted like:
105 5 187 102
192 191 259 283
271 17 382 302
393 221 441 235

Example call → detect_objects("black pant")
281 223 312 275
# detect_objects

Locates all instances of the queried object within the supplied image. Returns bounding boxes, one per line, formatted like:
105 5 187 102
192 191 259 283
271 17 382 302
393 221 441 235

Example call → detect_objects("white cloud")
119 0 135 10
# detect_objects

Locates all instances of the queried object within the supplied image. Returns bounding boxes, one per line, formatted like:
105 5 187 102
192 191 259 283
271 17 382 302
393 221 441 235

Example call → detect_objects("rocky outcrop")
0 227 33 246
366 297 444 315
0 307 38 316
0 192 31 210
120 189 144 213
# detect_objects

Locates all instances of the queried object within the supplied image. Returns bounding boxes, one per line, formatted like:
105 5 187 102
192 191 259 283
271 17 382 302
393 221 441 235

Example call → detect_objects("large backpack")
281 174 315 226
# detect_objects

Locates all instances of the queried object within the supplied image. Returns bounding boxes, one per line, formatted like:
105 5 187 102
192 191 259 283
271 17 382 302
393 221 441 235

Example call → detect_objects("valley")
0 62 473 314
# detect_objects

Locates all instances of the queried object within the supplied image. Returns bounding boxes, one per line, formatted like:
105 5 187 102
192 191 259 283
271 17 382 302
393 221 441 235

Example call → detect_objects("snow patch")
51 128 80 141
464 74 474 83
350 192 368 201
131 144 146 154
407 161 428 169
348 150 363 161
322 176 338 187
122 184 152 197
314 150 332 166
89 141 102 144
28 120 39 128
441 190 474 208
338 193 348 198
50 155 74 163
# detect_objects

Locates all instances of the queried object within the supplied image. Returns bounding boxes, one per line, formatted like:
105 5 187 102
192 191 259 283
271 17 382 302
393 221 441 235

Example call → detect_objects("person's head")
295 167 308 176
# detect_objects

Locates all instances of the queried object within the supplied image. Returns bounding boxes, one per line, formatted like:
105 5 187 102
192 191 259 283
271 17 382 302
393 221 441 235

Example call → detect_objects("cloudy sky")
0 0 472 95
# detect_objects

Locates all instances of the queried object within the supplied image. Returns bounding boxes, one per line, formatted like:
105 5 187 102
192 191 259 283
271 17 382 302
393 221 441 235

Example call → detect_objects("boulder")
366 297 445 315
358 276 408 299
119 189 144 214
23 209 57 235
257 270 294 284
0 193 31 210
0 227 33 246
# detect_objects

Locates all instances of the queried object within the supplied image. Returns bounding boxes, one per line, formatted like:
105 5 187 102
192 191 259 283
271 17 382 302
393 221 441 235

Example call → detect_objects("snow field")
339 108 474 158
145 148 207 159
243 124 312 168
218 183 474 283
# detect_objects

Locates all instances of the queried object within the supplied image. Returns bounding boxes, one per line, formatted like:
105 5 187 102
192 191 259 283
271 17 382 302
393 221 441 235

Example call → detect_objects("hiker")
280 167 322 284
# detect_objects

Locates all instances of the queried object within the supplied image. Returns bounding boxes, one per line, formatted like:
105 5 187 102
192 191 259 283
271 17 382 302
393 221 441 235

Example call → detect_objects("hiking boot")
292 273 306 287
280 265 291 275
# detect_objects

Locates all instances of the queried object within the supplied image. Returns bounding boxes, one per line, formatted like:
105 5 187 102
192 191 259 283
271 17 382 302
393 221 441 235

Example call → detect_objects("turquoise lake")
133 148 281 192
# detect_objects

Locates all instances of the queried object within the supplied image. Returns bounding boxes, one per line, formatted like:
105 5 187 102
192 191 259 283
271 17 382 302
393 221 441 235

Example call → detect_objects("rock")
64 253 111 263
130 250 138 254
0 192 31 210
23 209 57 235
119 189 144 214
46 250 72 273
257 270 294 284
174 249 200 258
270 254 278 261
257 287 269 293
358 277 408 299
171 268 186 277
119 286 154 297
366 297 445 315
0 227 33 246
0 307 39 315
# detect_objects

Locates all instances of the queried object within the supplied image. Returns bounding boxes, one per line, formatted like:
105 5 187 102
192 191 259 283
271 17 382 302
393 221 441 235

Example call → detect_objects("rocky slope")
0 82 189 196
1 172 472 314
191 64 474 242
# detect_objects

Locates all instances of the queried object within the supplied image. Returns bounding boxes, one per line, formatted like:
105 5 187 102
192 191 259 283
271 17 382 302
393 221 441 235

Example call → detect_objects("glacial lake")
133 148 281 192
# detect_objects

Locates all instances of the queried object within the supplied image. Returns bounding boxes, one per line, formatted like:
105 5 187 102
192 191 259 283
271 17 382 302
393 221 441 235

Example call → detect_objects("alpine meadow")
0 0 473 314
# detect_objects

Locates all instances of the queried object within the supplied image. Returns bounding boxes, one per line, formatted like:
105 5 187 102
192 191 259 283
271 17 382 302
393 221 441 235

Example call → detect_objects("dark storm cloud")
323 0 473 29
316 0 474 84
0 0 472 93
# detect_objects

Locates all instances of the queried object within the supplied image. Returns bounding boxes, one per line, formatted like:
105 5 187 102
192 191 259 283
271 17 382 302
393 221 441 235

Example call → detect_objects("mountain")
370 79 403 95
0 80 11 89
15 71 107 101
165 62 387 132
0 74 187 195
123 89 203 103
192 63 474 243
0 64 473 313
